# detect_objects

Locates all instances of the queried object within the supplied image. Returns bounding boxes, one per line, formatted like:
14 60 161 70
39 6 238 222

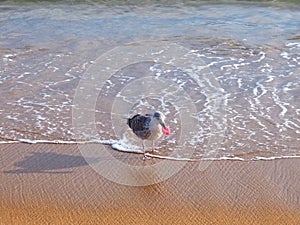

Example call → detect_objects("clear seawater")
0 0 299 161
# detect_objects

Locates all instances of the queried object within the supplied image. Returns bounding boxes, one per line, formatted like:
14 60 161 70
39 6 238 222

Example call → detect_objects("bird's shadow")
3 152 100 174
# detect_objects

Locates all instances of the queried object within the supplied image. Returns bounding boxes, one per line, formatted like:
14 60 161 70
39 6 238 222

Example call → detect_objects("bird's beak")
159 119 166 129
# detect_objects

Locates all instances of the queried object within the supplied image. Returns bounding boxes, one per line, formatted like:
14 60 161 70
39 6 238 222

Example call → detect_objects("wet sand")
1 143 300 224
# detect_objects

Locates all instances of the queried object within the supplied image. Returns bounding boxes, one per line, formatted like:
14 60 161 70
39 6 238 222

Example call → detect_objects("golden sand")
1 143 300 224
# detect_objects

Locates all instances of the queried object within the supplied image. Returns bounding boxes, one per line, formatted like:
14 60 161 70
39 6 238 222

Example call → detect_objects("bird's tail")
127 117 132 128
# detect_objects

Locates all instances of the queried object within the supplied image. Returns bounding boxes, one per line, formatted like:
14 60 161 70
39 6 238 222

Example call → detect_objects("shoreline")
1 143 300 224
1 140 300 162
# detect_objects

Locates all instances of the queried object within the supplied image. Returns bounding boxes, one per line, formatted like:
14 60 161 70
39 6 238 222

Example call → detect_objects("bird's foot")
151 149 159 154
143 153 151 160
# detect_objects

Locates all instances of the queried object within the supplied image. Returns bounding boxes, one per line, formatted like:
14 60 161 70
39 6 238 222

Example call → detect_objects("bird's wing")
129 115 151 139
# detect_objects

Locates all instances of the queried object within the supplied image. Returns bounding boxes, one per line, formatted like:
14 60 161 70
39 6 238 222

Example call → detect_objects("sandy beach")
0 143 299 224
1 1 300 224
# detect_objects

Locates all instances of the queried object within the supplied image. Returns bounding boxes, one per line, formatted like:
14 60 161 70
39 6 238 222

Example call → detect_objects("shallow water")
0 1 299 160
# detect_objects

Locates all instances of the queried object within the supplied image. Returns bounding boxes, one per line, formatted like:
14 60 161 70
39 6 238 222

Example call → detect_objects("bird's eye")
154 112 160 118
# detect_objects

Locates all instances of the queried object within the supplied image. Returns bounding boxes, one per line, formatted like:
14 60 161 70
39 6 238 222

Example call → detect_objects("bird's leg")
152 140 154 153
142 140 148 160
151 140 159 153
142 140 145 152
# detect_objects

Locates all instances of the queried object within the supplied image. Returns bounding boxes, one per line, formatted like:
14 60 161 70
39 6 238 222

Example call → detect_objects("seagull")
127 111 170 158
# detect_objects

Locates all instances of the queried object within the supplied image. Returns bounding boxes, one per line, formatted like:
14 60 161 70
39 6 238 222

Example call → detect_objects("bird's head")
153 111 170 135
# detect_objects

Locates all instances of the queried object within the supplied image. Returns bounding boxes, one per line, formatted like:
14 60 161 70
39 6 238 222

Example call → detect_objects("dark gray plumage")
127 114 152 140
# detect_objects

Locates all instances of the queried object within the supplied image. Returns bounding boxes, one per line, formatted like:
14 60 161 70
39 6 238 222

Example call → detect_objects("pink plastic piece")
162 127 170 135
